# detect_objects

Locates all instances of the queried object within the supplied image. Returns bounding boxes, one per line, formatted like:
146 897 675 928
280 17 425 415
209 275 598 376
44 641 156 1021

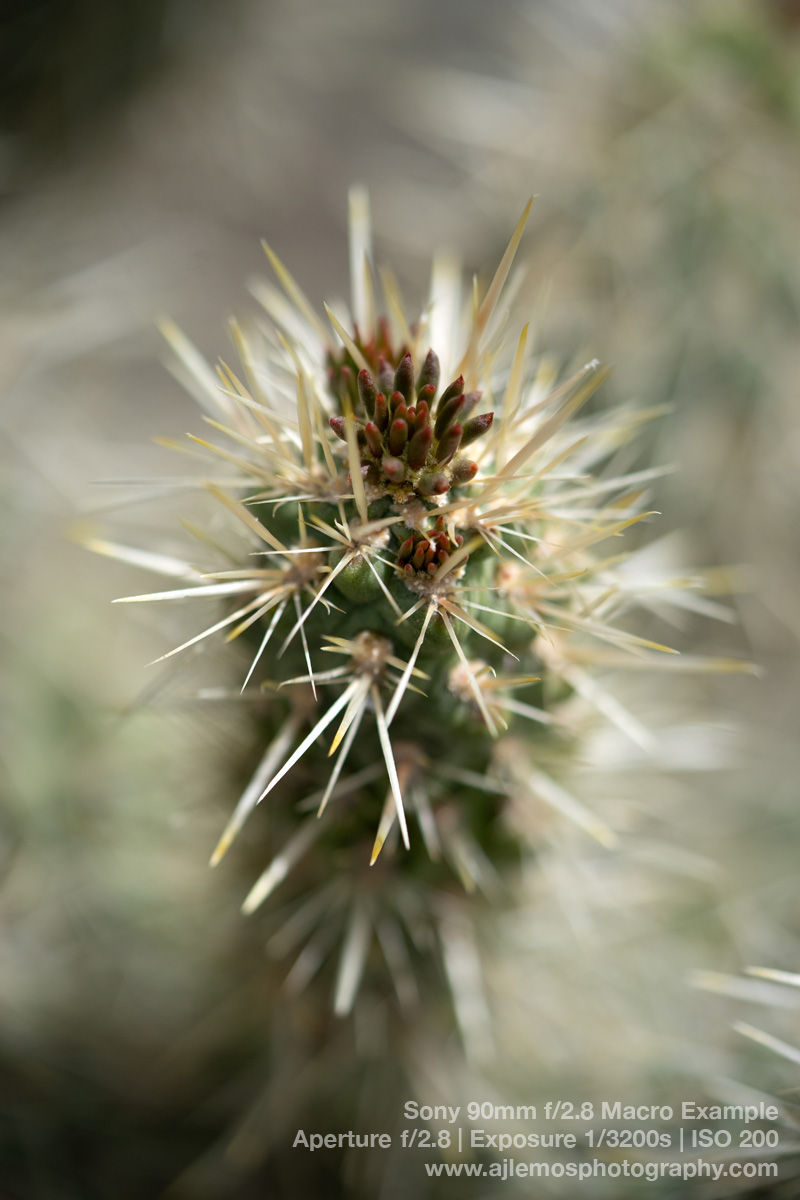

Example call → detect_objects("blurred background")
2 0 800 1195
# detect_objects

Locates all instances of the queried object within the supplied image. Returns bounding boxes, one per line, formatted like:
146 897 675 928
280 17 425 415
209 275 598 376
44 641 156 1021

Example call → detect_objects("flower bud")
434 393 466 440
436 423 463 465
450 458 479 485
406 426 433 470
436 374 464 412
382 456 406 484
417 385 435 413
388 419 409 456
418 349 440 396
364 422 383 458
358 369 378 418
397 535 415 561
460 412 494 447
374 392 389 432
417 471 450 495
394 353 415 404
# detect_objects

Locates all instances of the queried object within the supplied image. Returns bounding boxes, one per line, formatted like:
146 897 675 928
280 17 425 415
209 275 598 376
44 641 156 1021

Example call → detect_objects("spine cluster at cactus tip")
92 190 747 1019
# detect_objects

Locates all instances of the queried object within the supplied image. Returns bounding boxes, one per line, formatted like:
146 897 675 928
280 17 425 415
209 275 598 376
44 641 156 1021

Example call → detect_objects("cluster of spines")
329 348 493 498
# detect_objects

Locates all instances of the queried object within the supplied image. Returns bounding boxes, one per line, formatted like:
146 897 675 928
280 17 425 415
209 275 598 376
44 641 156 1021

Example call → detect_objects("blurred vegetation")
523 4 800 612
0 0 236 188
2 1 799 1196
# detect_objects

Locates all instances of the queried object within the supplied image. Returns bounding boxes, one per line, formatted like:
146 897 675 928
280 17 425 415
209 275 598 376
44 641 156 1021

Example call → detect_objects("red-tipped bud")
398 536 415 561
435 423 463 465
389 391 405 415
417 384 435 413
364 421 383 458
411 541 429 570
434 392 466 440
417 471 450 496
388 418 409 456
414 396 431 430
450 459 478 485
374 392 389 432
358 369 377 417
394 402 408 423
418 348 440 396
393 352 415 403
460 412 494 447
436 374 464 412
382 456 406 484
329 415 347 441
406 425 432 470
404 563 416 576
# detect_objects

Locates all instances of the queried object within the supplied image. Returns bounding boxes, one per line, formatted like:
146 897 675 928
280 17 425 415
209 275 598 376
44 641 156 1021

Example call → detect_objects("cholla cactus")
92 189 749 1033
